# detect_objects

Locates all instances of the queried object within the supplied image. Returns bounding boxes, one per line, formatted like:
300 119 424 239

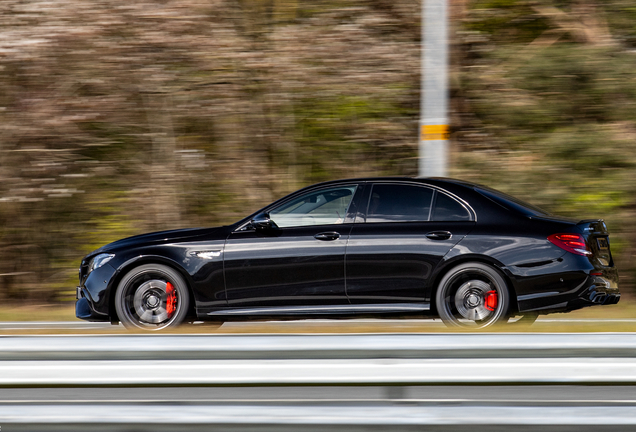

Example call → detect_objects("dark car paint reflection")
75 177 620 330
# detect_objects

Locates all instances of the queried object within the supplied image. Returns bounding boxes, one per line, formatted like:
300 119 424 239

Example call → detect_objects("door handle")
314 232 341 241
426 231 452 241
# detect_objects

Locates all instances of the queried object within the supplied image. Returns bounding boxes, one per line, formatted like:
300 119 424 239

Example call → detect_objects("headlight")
88 253 115 274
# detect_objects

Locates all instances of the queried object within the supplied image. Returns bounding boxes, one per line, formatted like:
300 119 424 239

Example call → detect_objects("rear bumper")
563 273 621 311
517 272 619 314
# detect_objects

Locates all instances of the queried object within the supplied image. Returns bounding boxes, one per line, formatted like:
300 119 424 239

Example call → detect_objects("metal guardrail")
3 404 636 432
2 333 636 431
2 333 636 360
2 357 636 385
1 333 635 385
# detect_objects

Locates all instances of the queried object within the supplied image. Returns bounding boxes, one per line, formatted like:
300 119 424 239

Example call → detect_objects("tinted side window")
367 184 433 223
432 193 471 221
269 185 357 228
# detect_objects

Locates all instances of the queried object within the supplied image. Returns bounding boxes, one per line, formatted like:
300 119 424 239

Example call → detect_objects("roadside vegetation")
0 0 635 307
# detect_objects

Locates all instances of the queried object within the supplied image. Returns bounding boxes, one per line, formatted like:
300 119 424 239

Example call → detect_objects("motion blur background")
1 0 635 307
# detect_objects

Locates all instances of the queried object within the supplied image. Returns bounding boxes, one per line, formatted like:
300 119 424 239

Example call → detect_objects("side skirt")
206 303 430 317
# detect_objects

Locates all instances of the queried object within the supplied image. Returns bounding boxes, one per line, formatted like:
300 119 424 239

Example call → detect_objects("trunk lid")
577 219 613 267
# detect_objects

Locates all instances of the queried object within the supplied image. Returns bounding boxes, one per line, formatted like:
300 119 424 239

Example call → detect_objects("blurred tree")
1 0 636 304
458 0 636 290
0 0 420 303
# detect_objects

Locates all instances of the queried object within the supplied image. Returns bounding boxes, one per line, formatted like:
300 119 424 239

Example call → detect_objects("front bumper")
75 262 117 322
76 292 109 322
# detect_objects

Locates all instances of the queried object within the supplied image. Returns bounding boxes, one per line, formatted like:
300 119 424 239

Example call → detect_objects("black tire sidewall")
115 263 190 330
435 262 510 328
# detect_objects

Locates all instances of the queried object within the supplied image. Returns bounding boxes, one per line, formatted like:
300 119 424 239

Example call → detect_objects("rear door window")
366 184 434 222
431 192 471 221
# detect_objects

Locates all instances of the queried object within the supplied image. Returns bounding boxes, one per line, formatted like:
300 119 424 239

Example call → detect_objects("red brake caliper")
166 282 177 317
484 290 498 312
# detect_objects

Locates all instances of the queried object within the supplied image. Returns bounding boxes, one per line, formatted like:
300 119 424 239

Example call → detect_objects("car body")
76 177 620 330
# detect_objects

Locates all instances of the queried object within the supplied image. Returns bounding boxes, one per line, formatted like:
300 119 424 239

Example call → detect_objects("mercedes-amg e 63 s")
76 177 620 330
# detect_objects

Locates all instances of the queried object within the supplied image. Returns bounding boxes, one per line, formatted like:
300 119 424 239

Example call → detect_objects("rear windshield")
475 187 551 217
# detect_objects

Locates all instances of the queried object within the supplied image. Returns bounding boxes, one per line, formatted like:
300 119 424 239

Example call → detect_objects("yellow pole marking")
421 125 449 141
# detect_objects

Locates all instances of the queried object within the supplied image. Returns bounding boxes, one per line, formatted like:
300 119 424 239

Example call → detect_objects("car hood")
91 227 227 255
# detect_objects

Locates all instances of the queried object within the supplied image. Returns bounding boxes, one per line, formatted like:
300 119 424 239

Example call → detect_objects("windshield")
475 187 551 217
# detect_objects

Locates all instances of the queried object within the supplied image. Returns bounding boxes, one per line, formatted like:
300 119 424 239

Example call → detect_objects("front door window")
269 186 357 228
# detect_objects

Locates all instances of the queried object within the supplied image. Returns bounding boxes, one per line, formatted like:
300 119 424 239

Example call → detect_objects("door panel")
345 222 474 303
223 184 361 308
224 225 352 307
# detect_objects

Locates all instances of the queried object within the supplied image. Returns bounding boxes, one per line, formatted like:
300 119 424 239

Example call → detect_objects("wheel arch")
108 255 197 322
429 255 519 316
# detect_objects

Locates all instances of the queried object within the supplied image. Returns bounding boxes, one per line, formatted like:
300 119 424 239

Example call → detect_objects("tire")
115 264 190 331
436 262 510 329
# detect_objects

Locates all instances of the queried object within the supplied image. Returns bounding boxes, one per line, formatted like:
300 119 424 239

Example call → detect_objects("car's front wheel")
115 264 190 330
436 262 510 329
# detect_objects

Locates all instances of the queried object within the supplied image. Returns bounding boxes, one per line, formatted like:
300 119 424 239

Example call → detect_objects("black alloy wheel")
436 262 510 329
115 264 190 330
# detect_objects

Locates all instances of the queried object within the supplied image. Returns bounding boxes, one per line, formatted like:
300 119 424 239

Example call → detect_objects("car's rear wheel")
436 262 510 329
115 264 190 330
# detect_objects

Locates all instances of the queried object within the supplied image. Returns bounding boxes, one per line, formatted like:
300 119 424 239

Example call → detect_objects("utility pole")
419 0 449 178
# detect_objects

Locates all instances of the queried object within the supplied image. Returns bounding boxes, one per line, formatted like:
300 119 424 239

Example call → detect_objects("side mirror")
251 213 278 232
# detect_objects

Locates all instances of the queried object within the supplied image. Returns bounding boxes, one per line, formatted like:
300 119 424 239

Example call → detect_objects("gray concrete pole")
419 0 449 178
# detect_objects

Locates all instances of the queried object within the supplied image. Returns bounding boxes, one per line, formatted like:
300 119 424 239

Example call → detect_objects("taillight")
548 233 591 256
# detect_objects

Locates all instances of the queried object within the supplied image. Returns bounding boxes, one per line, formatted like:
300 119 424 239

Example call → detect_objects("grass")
0 304 77 322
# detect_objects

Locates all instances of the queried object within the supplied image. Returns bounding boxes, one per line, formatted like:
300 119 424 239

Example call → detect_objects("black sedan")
76 177 620 330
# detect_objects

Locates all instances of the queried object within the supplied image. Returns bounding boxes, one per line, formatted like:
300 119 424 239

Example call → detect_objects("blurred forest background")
1 0 636 304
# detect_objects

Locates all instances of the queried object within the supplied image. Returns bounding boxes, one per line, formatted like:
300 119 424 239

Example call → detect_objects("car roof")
234 176 552 228
303 176 483 191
